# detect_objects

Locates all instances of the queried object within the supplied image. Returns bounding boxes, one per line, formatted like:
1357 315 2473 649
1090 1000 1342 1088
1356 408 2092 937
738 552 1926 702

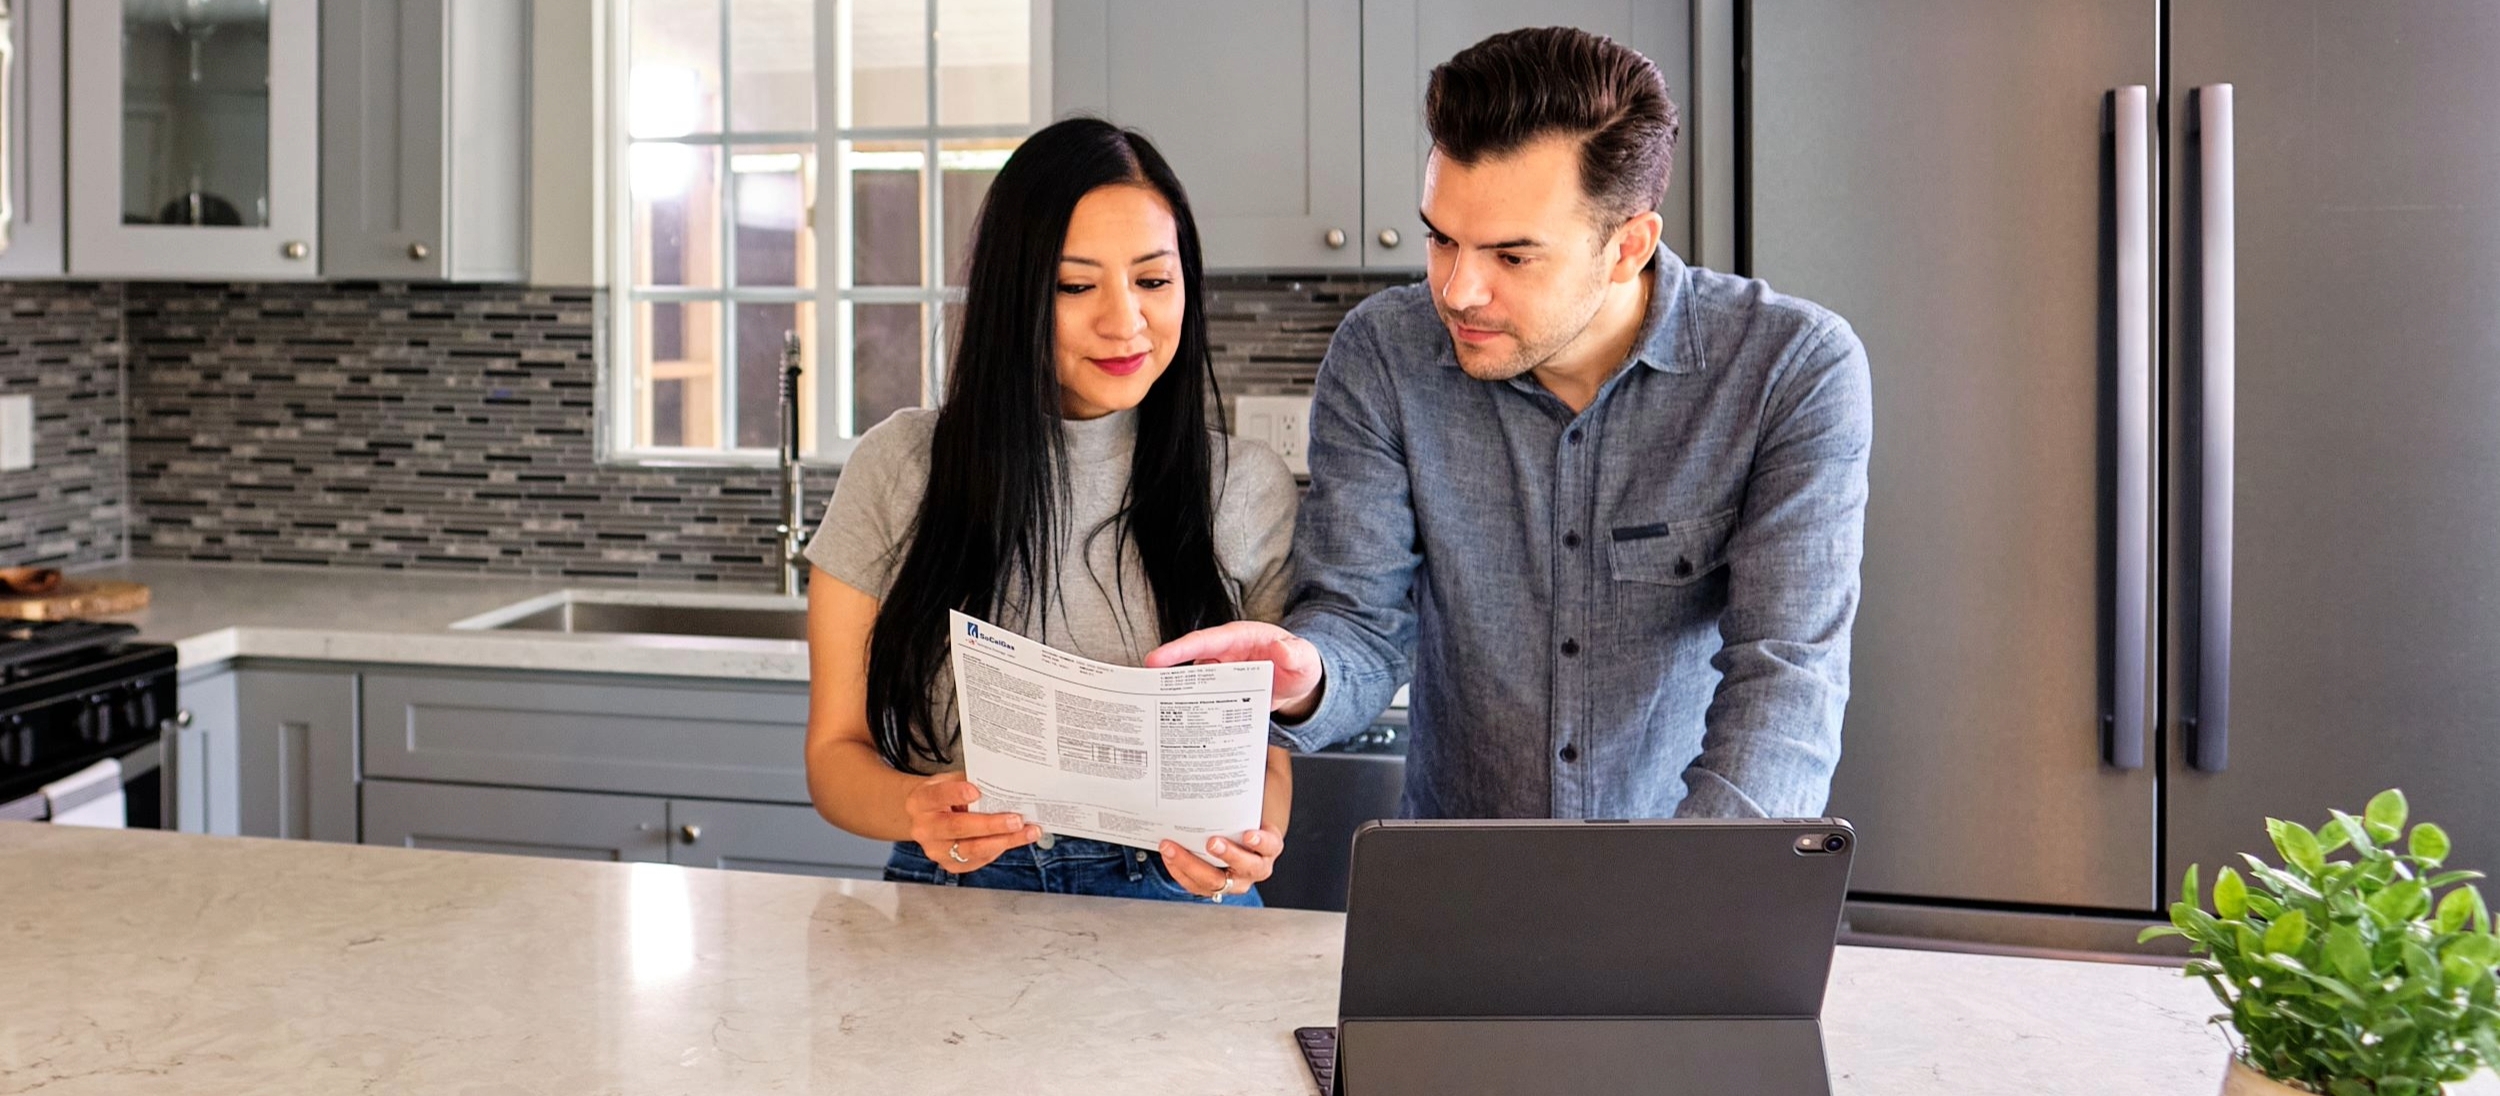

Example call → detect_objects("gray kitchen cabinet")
1358 0 1696 267
231 668 359 843
67 0 322 278
170 664 243 837
360 669 812 802
666 798 892 880
320 0 527 281
1053 0 1364 270
362 778 673 861
0 0 65 277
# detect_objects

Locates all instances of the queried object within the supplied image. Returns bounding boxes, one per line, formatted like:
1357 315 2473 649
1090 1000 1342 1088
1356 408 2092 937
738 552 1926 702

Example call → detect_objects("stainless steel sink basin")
453 591 808 641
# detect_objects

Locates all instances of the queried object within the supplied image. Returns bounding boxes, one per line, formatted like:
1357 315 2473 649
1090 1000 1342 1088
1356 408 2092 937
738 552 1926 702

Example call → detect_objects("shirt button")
1560 639 1581 657
1673 557 1694 578
1563 531 1582 549
1567 428 1585 445
1559 744 1580 762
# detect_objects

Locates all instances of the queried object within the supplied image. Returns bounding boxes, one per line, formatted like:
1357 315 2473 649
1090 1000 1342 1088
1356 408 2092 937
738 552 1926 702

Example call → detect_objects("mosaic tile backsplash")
0 283 127 570
99 271 1418 583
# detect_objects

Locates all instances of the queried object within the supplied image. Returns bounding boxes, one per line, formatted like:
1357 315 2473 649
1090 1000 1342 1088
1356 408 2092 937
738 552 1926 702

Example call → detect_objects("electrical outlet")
1231 395 1311 475
0 396 30 473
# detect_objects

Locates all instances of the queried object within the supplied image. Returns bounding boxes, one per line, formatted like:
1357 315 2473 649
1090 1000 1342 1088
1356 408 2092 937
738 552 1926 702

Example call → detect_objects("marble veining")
9 825 2494 1094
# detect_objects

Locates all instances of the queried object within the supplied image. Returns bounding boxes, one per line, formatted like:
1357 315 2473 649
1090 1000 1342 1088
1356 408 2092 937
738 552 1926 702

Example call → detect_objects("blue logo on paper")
965 620 1014 653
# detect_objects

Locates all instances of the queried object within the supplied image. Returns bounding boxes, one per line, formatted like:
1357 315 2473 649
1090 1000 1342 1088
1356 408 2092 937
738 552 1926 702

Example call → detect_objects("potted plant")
2143 789 2500 1095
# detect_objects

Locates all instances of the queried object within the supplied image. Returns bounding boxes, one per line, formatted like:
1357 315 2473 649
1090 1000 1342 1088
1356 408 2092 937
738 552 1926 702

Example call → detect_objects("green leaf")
2267 909 2313 955
2139 925 2187 943
2325 923 2372 985
2368 788 2411 841
2215 867 2249 919
2441 887 2478 935
2371 880 2431 927
2445 952 2484 993
2272 819 2327 875
2411 823 2452 866
2327 810 2371 855
2183 863 2204 913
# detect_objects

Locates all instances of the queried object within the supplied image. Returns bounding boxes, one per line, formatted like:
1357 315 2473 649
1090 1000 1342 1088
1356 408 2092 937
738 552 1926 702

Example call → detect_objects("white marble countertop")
72 560 811 681
12 824 2488 1095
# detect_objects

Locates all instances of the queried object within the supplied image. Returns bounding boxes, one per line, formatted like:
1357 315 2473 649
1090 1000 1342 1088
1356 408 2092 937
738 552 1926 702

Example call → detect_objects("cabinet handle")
408 241 432 261
679 824 701 844
1323 228 1347 249
282 241 309 260
1377 229 1401 249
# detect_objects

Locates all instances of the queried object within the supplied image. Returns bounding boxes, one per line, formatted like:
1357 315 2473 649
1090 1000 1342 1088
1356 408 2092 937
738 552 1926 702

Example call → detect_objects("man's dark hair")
1425 26 1680 227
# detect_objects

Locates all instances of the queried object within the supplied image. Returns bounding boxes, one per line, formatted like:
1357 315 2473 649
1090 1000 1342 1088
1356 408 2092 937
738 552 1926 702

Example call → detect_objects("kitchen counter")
12 824 2487 1095
76 560 810 681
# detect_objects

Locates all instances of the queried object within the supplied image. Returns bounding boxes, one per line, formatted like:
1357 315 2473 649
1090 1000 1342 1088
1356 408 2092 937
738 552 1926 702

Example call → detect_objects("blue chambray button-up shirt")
1272 247 1871 820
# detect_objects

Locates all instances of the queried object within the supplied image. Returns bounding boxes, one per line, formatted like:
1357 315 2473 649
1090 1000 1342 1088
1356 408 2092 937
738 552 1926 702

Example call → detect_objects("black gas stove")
0 620 178 823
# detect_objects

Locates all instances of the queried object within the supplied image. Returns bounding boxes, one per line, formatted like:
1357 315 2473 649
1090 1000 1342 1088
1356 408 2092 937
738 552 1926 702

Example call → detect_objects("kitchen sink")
452 591 809 641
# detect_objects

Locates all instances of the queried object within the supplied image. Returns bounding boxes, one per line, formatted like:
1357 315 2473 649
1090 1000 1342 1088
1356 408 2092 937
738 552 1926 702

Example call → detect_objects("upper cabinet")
1049 0 1699 271
0 0 66 278
1360 0 1694 266
320 0 527 282
1052 0 1366 270
67 0 322 280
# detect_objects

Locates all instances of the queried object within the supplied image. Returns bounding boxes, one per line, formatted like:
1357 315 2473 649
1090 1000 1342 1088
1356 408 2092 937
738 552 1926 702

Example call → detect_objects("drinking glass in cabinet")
119 0 270 228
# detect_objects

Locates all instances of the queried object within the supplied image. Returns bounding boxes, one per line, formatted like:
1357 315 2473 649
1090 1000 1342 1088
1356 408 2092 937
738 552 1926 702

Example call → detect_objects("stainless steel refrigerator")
1744 0 2500 945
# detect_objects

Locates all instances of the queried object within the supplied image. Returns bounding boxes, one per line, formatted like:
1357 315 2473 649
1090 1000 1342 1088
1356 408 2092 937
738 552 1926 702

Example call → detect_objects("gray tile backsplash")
0 283 128 570
67 270 1419 582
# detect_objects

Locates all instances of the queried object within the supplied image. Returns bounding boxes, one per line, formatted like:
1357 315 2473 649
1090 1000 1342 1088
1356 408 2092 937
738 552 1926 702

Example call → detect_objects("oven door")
0 734 166 829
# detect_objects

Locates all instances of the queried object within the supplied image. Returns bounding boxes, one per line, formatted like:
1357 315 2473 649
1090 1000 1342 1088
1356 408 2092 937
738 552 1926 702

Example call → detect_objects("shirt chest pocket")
1608 508 1739 588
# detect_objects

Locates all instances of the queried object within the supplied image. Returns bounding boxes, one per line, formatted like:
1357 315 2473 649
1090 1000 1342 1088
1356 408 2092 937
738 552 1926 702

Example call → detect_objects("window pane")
631 0 723 138
637 300 723 449
848 0 928 128
729 0 814 132
940 140 1014 286
936 0 1028 126
732 146 814 287
734 301 816 450
631 144 722 288
848 142 924 287
849 302 927 436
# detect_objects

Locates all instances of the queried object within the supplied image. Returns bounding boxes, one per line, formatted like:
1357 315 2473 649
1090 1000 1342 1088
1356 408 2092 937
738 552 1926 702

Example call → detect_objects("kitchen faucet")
776 330 807 597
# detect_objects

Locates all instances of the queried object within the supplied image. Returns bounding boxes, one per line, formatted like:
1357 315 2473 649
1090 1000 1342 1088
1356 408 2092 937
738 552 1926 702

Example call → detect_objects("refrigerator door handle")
2191 84 2236 772
0 0 16 257
2108 85 2153 771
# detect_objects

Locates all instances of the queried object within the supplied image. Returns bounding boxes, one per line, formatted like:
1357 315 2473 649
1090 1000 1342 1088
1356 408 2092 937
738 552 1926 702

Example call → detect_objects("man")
1149 27 1870 820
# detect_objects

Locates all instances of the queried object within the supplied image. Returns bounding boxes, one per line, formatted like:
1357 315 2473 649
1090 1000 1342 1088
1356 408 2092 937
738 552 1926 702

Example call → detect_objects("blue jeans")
883 836 1264 907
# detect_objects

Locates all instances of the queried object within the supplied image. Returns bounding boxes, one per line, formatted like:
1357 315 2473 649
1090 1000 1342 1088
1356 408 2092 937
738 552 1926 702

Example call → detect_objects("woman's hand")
1144 621 1326 720
1160 825 1286 901
905 772 1040 872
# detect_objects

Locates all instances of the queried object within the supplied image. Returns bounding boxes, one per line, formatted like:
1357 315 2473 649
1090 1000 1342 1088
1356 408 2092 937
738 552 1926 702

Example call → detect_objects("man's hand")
1145 621 1325 720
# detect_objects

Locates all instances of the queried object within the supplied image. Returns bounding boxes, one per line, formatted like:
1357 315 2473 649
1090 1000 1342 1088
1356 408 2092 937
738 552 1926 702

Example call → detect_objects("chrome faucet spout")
776 331 807 597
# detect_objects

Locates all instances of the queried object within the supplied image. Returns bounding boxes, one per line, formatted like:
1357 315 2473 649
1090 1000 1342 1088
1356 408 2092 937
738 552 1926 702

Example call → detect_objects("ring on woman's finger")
1211 871 1235 902
947 841 970 864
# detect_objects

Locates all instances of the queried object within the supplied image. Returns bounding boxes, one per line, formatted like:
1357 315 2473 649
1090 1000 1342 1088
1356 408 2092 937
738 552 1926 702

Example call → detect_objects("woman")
800 118 1297 904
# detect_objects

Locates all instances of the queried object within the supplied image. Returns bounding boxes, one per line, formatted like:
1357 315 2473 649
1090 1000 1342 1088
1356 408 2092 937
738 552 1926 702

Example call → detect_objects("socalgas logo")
964 620 1016 654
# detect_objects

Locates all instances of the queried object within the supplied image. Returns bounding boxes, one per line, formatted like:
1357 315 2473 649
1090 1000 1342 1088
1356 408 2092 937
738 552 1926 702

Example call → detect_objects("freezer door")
2165 0 2500 895
1748 0 2160 911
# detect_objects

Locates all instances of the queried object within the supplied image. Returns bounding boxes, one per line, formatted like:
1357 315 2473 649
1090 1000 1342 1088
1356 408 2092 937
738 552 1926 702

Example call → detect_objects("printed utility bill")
948 610 1272 863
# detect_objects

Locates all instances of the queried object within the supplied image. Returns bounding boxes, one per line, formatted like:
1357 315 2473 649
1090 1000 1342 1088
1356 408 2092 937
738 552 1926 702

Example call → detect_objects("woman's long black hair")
864 118 1237 774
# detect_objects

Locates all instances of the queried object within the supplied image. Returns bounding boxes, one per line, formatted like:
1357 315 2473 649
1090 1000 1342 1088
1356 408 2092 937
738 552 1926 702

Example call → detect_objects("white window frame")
603 0 1051 467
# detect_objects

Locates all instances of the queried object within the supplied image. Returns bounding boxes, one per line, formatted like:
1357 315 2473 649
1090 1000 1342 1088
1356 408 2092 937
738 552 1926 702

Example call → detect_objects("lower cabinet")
361 778 893 878
173 664 357 842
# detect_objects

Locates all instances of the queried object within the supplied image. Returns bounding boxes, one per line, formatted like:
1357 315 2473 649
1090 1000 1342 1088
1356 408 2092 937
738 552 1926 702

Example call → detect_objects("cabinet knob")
175 708 193 728
1323 228 1347 249
679 824 702 844
408 241 432 261
281 241 309 260
1377 228 1402 249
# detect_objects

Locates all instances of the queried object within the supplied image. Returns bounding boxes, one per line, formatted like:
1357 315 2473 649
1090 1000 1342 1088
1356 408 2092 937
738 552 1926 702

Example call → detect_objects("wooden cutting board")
0 579 151 621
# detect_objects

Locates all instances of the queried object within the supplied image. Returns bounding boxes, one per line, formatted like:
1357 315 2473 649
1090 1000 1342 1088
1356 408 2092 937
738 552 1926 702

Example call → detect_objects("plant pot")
2221 1058 2317 1096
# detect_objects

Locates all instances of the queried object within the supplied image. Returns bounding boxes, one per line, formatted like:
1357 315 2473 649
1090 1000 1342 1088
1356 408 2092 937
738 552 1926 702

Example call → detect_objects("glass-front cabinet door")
67 0 318 278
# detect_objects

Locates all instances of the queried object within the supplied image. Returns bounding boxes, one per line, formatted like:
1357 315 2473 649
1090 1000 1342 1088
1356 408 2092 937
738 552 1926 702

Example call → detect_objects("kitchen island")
10 824 2484 1095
